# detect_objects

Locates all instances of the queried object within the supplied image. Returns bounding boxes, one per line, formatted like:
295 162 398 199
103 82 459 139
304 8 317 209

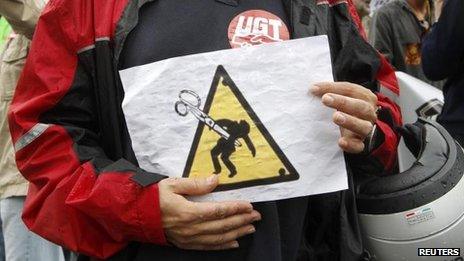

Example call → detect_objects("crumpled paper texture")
119 35 348 202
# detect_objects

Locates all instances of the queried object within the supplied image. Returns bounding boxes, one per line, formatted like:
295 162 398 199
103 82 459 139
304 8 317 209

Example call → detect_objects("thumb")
171 175 219 196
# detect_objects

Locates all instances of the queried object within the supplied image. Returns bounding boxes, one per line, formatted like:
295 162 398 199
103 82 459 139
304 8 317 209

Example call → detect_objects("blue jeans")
0 219 4 261
0 196 65 261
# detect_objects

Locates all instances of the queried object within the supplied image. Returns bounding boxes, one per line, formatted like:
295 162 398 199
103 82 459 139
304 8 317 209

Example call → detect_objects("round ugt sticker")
228 10 290 48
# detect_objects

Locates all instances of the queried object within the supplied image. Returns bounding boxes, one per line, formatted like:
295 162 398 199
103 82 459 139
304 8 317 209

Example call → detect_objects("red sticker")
228 10 290 49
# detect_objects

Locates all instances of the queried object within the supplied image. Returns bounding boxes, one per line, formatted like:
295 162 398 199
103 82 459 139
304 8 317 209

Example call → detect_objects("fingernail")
252 213 262 221
310 85 320 95
232 241 239 248
248 226 256 234
207 175 218 185
335 113 346 124
322 94 334 105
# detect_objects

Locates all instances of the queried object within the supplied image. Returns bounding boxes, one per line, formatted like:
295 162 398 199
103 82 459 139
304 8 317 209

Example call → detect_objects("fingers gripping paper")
120 36 348 202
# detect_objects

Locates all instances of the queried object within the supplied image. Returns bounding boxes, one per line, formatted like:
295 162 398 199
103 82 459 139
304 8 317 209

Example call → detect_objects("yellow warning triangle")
182 65 299 192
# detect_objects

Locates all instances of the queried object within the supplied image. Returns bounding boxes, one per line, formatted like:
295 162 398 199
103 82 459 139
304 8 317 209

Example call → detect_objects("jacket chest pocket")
1 36 29 101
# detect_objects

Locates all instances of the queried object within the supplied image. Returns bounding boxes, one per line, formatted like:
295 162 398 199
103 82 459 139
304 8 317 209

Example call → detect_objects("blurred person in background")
422 0 464 145
353 0 371 36
366 0 391 37
369 0 445 89
369 0 391 14
0 16 8 261
0 17 10 48
0 1 65 260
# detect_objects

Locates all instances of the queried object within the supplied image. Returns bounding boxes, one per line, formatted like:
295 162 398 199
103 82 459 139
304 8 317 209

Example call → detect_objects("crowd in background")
355 0 443 89
0 0 462 260
354 0 463 144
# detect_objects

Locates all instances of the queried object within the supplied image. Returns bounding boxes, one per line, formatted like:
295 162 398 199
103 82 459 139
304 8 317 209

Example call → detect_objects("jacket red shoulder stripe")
8 0 403 258
8 0 165 258
344 0 402 171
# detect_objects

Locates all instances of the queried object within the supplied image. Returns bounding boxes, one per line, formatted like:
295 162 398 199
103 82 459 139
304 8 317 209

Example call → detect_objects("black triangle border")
182 65 300 192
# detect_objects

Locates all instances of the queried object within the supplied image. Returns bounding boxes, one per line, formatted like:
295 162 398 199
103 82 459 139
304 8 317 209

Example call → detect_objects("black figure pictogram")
179 65 299 192
210 119 256 178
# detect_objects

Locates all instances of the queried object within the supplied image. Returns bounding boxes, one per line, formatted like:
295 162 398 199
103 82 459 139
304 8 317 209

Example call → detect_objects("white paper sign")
120 36 348 202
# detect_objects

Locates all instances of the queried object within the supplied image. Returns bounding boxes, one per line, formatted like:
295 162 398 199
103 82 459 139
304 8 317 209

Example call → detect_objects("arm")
0 0 45 39
243 135 256 157
422 0 464 80
351 1 403 174
9 2 257 258
369 9 395 65
312 0 402 175
370 91 402 173
8 4 166 258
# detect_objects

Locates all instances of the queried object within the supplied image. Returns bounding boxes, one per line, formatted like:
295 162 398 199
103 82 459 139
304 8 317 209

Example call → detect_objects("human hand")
158 175 261 250
310 82 378 154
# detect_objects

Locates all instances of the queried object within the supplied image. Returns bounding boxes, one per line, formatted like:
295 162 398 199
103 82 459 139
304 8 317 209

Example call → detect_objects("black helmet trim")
357 118 464 215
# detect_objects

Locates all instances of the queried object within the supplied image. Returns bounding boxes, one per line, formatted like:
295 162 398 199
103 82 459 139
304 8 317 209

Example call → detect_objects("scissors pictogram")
175 90 241 147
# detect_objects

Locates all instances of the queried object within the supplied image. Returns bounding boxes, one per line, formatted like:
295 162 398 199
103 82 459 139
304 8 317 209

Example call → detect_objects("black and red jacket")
8 0 402 260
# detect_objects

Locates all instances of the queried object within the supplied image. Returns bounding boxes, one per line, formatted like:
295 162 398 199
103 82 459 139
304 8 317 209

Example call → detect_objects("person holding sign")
8 0 401 260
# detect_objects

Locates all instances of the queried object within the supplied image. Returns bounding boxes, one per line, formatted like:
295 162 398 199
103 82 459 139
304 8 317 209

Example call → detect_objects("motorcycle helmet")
356 118 464 260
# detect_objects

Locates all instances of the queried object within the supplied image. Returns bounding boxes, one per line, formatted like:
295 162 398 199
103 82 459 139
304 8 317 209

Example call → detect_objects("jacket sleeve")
422 0 464 81
370 89 402 174
369 9 395 66
7 1 166 259
0 0 46 39
348 0 402 175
